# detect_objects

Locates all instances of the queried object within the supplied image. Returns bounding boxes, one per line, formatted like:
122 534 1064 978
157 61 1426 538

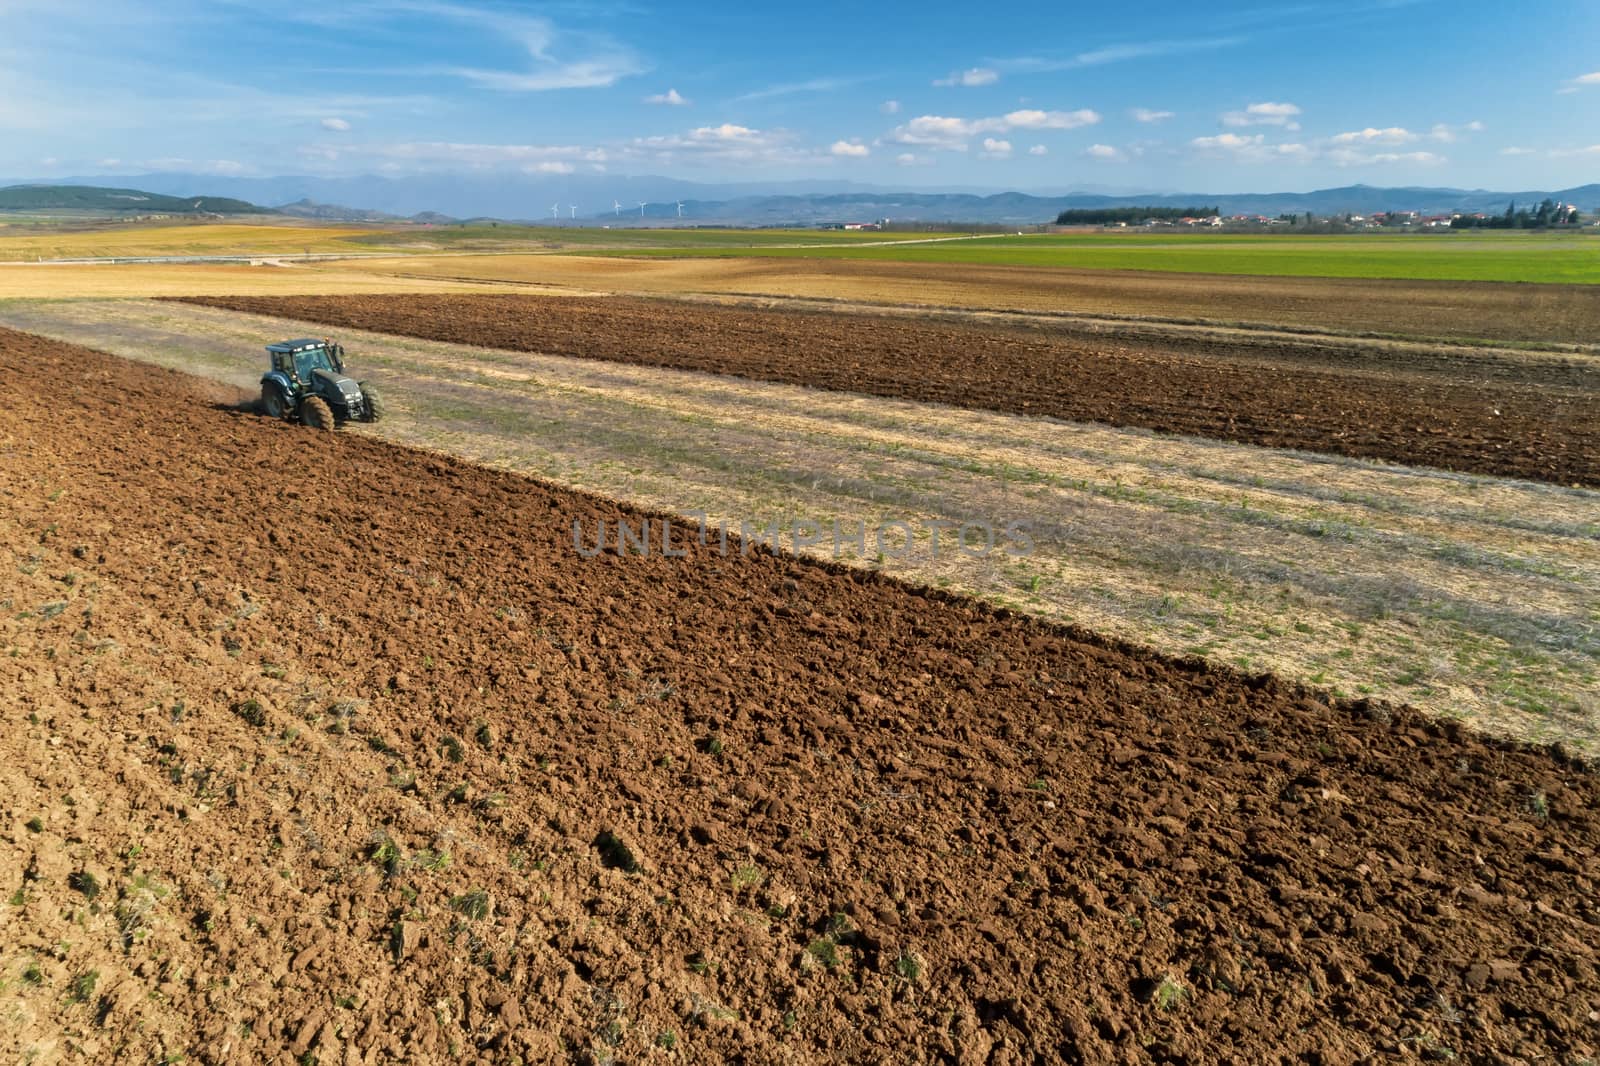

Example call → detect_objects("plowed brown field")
177 294 1600 488
5 327 1599 1063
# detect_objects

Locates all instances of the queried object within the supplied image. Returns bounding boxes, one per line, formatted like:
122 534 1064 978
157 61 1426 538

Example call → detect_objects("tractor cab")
260 337 379 430
267 338 344 386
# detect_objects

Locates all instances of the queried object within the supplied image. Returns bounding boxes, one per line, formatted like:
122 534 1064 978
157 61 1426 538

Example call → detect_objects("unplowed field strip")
4 328 1599 1062
176 293 1600 487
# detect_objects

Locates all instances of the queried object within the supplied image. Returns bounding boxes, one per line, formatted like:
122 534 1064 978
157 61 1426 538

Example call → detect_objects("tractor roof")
266 338 330 354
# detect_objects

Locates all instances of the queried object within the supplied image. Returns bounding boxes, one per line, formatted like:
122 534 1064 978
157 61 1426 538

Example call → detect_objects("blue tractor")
259 338 384 430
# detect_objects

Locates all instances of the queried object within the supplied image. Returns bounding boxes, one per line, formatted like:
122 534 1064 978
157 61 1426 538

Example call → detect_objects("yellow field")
0 261 521 298
0 223 381 261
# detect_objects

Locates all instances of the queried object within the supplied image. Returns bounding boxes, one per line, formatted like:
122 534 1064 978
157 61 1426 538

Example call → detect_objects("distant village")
1054 199 1589 232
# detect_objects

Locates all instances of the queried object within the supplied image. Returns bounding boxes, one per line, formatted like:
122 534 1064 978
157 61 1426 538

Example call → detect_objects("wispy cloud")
934 67 999 87
996 36 1243 75
406 6 646 91
1326 148 1445 166
644 88 689 106
361 140 611 170
1130 108 1174 123
1427 120 1483 143
733 76 867 102
321 116 352 131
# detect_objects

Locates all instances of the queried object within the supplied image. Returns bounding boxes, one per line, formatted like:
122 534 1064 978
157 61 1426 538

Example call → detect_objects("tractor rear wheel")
261 385 290 420
301 395 335 431
358 382 386 423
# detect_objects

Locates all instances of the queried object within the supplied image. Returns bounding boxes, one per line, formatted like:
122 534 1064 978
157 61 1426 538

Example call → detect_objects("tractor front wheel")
358 381 385 423
301 395 336 431
261 385 290 420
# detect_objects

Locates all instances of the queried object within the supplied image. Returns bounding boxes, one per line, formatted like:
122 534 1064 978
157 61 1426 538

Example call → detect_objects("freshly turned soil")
3 327 1598 1064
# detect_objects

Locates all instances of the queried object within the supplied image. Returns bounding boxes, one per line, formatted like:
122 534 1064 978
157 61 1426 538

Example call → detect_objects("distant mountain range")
4 176 1598 227
0 183 260 214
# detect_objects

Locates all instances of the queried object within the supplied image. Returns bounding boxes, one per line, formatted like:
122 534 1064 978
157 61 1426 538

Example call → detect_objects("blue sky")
4 0 1599 191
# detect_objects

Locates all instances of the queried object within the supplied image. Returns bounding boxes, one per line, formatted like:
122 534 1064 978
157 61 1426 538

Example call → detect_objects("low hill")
0 184 266 215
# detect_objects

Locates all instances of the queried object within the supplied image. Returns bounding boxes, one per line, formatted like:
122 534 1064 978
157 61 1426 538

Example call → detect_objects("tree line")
1450 199 1581 229
1054 206 1219 224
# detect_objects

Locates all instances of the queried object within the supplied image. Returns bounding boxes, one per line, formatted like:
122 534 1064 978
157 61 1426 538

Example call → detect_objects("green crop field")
582 230 1600 284
352 224 958 251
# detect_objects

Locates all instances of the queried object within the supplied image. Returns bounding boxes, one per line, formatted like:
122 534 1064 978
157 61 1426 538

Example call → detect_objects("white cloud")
880 99 901 114
886 108 1099 149
888 116 973 147
1131 108 1174 123
1085 143 1126 161
626 123 812 166
1221 101 1301 130
1567 71 1600 89
1331 127 1417 145
1028 144 1048 156
830 139 869 157
692 123 762 142
531 160 574 174
1500 146 1536 156
979 137 1012 158
645 88 689 106
1192 132 1263 151
321 117 351 132
895 152 928 166
934 67 999 87
1003 108 1100 130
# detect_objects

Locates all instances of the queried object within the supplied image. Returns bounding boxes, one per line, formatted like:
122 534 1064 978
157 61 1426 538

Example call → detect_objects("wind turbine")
612 199 622 216
676 200 685 219
550 202 559 220
637 201 646 218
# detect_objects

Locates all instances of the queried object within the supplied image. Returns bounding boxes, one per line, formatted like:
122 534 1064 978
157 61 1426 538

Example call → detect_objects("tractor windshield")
293 347 334 380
